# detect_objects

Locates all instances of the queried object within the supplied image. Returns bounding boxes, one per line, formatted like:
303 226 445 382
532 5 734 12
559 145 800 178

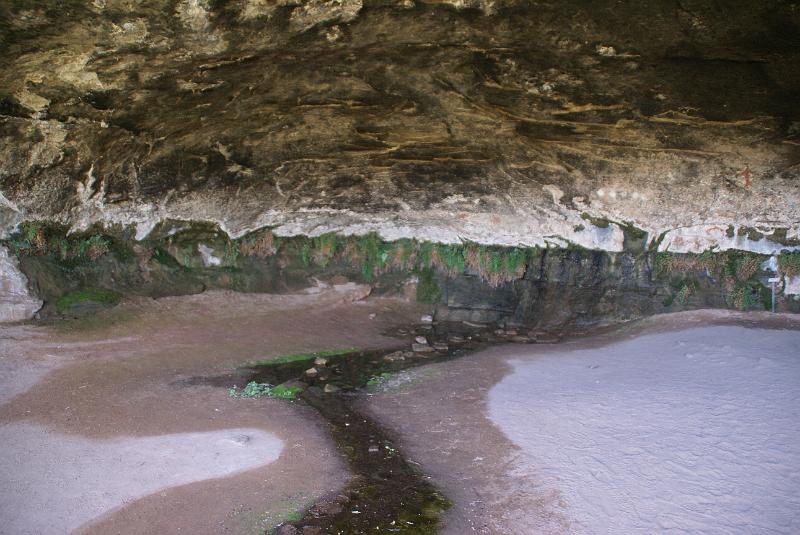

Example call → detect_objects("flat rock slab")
489 325 800 534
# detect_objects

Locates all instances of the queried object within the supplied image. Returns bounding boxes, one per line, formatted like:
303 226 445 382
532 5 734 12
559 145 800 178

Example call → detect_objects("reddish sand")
0 287 423 534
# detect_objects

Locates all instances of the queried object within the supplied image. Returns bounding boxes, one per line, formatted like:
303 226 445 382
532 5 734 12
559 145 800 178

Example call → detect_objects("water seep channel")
211 322 556 534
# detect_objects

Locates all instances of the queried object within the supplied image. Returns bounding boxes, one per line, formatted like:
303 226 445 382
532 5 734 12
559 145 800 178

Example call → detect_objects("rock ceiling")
1 0 799 251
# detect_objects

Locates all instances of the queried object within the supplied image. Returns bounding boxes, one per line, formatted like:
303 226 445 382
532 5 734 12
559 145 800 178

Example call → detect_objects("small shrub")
675 284 692 305
238 231 275 257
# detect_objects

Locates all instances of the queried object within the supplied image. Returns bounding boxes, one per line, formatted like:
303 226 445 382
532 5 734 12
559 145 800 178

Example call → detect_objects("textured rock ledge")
2 1 799 254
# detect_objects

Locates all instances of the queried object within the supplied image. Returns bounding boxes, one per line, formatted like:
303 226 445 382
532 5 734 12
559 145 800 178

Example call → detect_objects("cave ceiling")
1 0 799 251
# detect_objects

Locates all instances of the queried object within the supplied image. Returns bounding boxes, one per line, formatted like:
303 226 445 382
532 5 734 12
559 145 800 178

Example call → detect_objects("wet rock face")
1 1 799 251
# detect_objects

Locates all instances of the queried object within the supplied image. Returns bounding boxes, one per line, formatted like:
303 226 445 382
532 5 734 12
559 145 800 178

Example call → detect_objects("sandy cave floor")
0 286 424 535
362 310 800 535
2 295 799 535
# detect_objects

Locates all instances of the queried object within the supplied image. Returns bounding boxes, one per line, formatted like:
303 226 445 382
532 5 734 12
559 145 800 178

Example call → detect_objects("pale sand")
0 287 423 534
363 310 800 534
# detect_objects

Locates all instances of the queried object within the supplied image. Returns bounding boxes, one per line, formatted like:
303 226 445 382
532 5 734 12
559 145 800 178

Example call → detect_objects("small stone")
323 384 341 393
504 329 518 336
305 367 319 377
420 314 433 323
368 313 376 320
414 336 428 344
448 335 465 343
368 445 380 453
314 357 328 366
511 335 531 343
383 351 406 362
412 343 435 353
433 342 449 351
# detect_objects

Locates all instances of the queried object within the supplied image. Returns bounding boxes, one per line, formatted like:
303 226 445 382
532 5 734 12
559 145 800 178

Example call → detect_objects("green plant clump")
778 252 800 278
416 268 442 304
55 287 121 313
228 381 302 400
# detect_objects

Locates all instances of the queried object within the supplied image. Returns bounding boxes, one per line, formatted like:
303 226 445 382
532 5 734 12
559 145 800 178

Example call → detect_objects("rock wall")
5 222 797 323
0 245 42 322
1 1 799 252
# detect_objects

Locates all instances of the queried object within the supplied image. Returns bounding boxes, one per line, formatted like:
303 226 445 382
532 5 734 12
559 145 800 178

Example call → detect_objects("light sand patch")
489 325 800 534
0 288 422 533
0 423 283 535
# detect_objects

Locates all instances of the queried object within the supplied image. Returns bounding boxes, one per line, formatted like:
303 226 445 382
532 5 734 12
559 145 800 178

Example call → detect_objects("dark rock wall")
7 222 797 324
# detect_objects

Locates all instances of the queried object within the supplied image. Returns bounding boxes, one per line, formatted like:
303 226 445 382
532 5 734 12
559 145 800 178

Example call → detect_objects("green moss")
311 233 341 267
284 511 305 523
739 226 765 241
353 233 392 281
759 283 772 311
300 240 312 267
268 384 303 399
55 287 121 313
769 228 800 247
434 244 466 273
580 212 610 228
253 348 359 366
228 381 303 400
418 241 434 268
506 247 528 274
620 222 647 241
416 268 442 304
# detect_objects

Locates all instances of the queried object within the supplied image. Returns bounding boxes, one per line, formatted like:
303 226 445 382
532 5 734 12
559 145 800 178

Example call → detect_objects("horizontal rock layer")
1 0 799 252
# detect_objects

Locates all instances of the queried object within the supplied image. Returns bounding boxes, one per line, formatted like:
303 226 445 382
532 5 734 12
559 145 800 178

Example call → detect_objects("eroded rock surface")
1 1 799 251
0 245 41 322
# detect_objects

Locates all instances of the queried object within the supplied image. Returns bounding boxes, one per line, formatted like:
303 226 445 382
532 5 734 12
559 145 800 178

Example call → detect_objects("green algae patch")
55 287 121 314
416 268 442 304
253 348 360 367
